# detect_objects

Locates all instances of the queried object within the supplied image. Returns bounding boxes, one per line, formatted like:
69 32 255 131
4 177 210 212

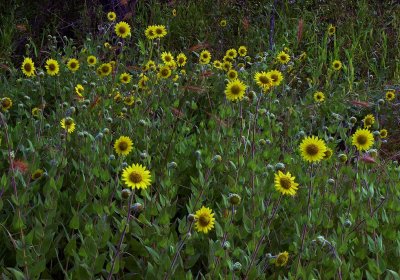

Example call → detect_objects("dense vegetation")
0 0 399 279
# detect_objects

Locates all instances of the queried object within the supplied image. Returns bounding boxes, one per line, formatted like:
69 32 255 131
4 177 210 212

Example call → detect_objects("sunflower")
352 128 374 151
379 129 388 138
267 70 283 86
87 55 97 66
222 61 232 71
323 147 333 159
107 11 116 21
314 91 325 102
176 53 187 67
199 50 211 65
299 136 327 162
119 72 132 84
238 46 247 57
115 21 131 38
275 251 289 267
31 169 44 180
145 25 157 40
124 96 135 106
60 117 76 133
75 84 84 97
172 9 177 17
114 136 133 156
161 51 175 66
67 58 80 72
158 66 172 79
213 60 222 69
1 97 12 111
363 114 375 128
385 90 395 101
21 57 35 77
194 206 215 234
277 51 290 64
299 52 307 61
121 163 152 190
274 171 299 196
154 25 167 38
327 24 336 36
332 60 342 71
226 48 237 59
223 55 233 63
227 69 238 80
138 75 149 90
225 79 247 102
98 63 112 77
32 107 41 117
254 71 272 90
219 20 227 27
45 59 59 76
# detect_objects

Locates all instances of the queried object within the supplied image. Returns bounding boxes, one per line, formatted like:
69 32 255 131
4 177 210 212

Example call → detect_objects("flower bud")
338 153 348 163
349 117 357 124
228 194 241 205
167 161 178 169
275 163 285 171
377 99 385 105
212 155 222 162
122 162 128 168
121 189 131 199
109 154 115 160
103 128 110 134
187 214 196 222
344 219 352 228
233 262 242 271
222 241 231 250
195 150 201 160
327 178 335 185
131 202 143 213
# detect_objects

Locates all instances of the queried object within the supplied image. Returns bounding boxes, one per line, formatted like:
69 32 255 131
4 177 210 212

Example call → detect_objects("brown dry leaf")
123 12 133 20
182 85 206 93
120 0 128 6
16 24 27 32
350 100 371 107
242 17 250 31
189 43 209 52
297 19 304 43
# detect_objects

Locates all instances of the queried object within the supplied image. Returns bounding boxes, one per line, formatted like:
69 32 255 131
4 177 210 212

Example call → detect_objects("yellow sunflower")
31 169 44 180
194 206 215 234
1 97 12 111
98 63 112 77
314 91 325 102
176 53 187 67
87 55 97 66
138 75 149 90
226 48 237 59
274 171 299 196
161 52 175 66
222 61 232 72
75 84 84 97
238 46 247 57
323 147 333 159
227 69 238 80
119 72 132 84
267 70 283 86
352 128 374 151
327 24 336 36
225 79 247 102
107 11 116 21
124 96 135 106
385 90 395 102
332 60 342 71
115 21 131 38
379 129 388 138
254 71 272 91
45 59 59 76
154 25 167 38
213 60 222 69
275 251 289 267
277 51 290 64
145 25 157 40
114 136 133 156
158 65 172 79
60 117 76 133
67 58 80 72
299 136 327 162
199 50 211 65
32 107 41 117
21 57 35 77
363 114 375 128
219 20 227 27
121 163 152 190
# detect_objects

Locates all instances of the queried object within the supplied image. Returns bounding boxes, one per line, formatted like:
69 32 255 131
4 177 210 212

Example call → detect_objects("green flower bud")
229 194 241 205
275 163 285 171
121 189 131 199
338 153 348 163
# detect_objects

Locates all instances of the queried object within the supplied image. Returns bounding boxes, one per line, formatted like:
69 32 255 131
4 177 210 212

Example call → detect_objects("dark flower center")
230 85 241 95
49 63 56 71
119 26 127 34
271 74 278 82
70 62 77 69
129 171 142 183
279 177 292 189
306 144 319 156
259 76 270 84
2 99 11 107
357 135 368 145
198 215 210 227
24 63 32 72
118 141 128 151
